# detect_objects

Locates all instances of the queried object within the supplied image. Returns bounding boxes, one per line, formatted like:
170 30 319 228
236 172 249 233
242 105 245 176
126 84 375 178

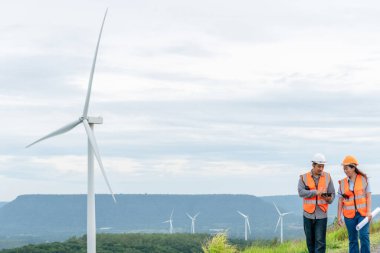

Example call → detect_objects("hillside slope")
0 194 301 240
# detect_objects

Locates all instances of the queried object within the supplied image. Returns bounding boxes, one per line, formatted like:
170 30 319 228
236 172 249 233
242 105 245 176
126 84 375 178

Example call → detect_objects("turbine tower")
237 211 251 241
186 212 200 234
163 209 174 234
273 202 292 243
26 9 114 253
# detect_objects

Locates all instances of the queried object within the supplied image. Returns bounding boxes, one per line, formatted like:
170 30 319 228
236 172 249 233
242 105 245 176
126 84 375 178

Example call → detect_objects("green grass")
203 220 380 253
2 220 380 253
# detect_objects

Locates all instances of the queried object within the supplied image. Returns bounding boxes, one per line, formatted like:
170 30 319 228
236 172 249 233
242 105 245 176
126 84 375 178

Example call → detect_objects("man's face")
312 163 324 175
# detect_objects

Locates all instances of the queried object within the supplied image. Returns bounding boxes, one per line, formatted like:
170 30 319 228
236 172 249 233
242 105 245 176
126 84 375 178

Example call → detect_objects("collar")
347 174 357 183
310 170 322 179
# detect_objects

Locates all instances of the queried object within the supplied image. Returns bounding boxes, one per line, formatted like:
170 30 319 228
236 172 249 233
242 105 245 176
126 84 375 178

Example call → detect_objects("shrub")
202 233 238 253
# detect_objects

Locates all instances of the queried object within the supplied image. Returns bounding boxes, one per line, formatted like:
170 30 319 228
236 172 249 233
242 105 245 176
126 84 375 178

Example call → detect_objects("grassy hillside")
0 234 210 253
204 220 380 253
2 221 380 253
0 194 302 240
0 234 254 253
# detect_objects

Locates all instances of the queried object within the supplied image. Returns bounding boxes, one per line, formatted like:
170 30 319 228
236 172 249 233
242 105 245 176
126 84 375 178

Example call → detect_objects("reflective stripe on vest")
302 171 330 214
343 203 367 211
339 174 368 218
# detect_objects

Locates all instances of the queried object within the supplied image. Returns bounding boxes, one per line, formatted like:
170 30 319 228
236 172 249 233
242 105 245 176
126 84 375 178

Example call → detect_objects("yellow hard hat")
342 155 359 166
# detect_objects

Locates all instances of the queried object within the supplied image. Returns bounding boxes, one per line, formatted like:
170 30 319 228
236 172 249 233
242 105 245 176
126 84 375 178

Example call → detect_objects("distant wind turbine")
237 211 251 241
26 9 114 253
163 209 174 234
186 212 200 234
273 202 292 243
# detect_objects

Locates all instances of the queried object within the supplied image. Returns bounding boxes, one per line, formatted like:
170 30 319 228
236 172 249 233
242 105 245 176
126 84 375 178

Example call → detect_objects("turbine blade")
275 217 281 232
83 119 116 203
237 211 247 218
186 213 192 220
273 202 281 215
82 9 108 117
194 212 200 219
26 119 82 148
170 209 174 219
282 212 292 216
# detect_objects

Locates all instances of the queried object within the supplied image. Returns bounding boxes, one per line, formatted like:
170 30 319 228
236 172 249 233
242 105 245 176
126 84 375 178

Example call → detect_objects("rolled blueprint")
356 207 380 231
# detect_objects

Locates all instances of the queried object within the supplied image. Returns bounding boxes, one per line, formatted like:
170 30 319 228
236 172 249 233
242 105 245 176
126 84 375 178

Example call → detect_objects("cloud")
0 154 303 198
2 0 380 200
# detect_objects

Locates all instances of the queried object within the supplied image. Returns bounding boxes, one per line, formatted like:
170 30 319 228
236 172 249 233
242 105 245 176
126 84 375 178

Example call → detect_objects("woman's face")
343 164 356 177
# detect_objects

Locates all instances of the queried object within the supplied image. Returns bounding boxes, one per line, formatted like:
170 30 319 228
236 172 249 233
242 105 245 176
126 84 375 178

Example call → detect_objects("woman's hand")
367 212 372 222
337 218 344 227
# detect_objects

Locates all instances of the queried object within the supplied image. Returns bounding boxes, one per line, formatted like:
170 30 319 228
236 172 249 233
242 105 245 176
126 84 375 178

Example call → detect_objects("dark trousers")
304 216 327 253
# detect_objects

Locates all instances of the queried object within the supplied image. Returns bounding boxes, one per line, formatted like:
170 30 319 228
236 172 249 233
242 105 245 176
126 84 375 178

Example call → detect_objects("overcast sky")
1 0 380 201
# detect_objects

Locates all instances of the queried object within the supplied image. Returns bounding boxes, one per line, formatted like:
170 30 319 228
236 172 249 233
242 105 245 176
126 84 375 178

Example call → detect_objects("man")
298 153 335 253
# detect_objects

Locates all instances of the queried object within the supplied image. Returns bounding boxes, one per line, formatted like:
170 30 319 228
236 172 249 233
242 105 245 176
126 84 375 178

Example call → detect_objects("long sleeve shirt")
298 171 335 219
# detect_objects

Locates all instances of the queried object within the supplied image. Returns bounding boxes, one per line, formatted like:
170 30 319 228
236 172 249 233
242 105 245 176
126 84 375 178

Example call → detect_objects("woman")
337 155 372 253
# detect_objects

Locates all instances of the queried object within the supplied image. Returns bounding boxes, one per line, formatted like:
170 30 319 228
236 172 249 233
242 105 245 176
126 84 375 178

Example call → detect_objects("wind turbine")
186 212 200 234
163 209 174 234
26 9 114 253
273 202 292 243
237 211 251 241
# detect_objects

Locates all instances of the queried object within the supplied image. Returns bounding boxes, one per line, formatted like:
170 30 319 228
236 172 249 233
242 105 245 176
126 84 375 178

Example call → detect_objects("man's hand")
316 188 327 196
322 196 332 202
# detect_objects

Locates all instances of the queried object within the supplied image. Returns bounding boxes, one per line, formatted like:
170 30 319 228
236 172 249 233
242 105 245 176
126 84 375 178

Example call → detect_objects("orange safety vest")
301 172 330 214
339 174 368 218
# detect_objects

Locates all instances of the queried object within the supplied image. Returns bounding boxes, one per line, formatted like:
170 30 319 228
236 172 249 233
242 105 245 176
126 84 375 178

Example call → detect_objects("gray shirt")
298 171 335 219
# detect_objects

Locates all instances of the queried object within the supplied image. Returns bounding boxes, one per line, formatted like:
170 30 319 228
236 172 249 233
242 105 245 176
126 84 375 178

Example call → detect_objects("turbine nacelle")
186 212 200 221
81 116 103 124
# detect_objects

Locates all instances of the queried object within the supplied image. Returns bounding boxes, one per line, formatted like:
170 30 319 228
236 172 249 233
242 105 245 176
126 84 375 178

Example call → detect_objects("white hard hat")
311 153 327 164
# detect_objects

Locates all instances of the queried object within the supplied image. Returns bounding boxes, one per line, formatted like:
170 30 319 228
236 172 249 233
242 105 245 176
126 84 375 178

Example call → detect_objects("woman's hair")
355 167 368 180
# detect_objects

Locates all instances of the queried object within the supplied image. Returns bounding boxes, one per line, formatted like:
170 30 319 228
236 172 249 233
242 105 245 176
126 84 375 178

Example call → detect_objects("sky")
1 0 380 201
